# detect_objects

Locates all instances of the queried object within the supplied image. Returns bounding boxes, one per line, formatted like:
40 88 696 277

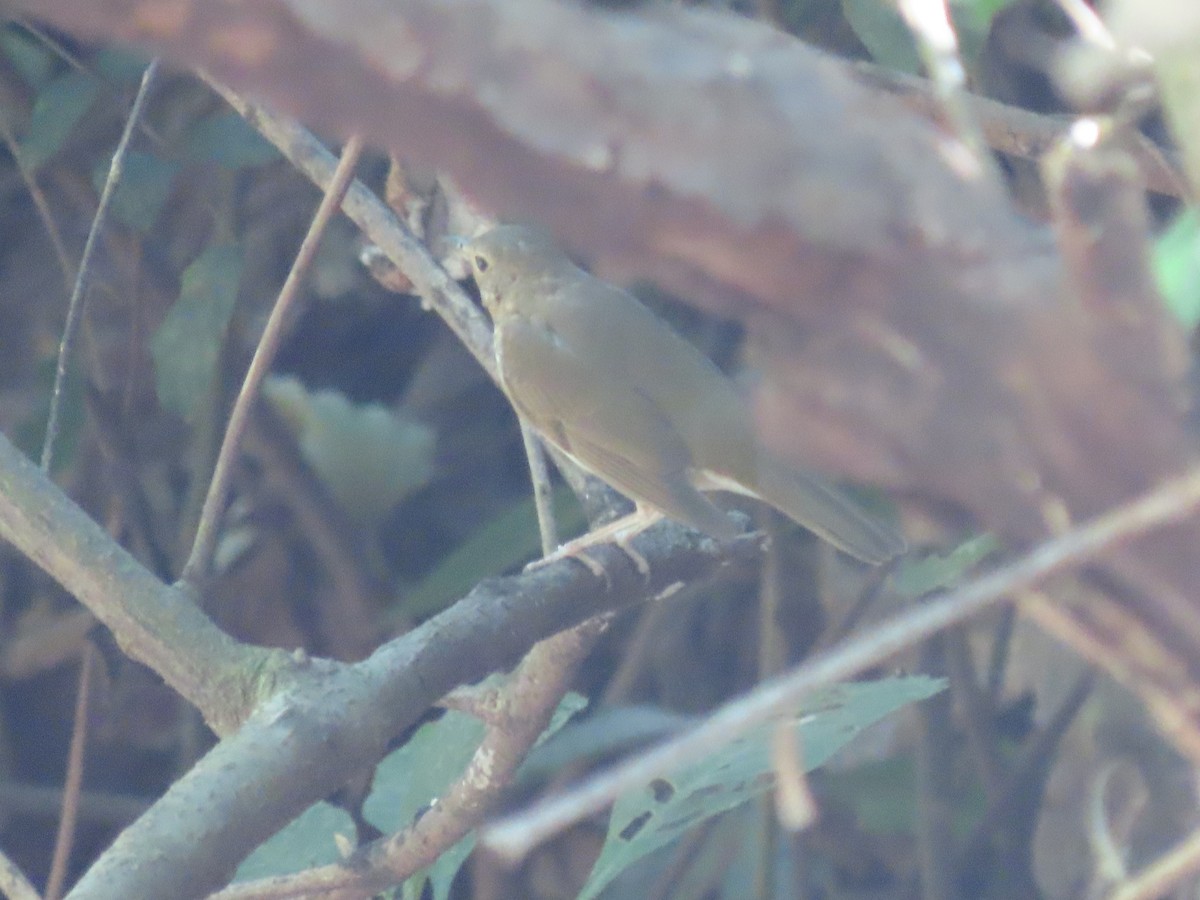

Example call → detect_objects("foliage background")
0 0 1196 897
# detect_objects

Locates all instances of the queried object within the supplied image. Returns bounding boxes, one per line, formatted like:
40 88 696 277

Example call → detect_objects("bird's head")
458 225 580 318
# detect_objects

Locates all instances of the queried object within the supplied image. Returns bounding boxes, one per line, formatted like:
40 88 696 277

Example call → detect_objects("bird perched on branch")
462 225 904 565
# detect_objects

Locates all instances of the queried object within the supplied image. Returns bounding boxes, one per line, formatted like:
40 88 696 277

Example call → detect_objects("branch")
66 527 760 899
216 622 608 899
181 135 365 584
847 59 1187 199
0 430 267 734
7 0 1028 321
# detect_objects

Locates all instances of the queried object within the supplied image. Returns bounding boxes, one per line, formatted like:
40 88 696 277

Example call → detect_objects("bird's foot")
525 545 609 580
526 509 662 580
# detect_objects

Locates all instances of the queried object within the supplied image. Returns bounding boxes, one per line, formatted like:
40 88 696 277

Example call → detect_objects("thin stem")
1052 0 1117 49
1111 823 1200 900
45 643 95 900
895 0 998 178
180 135 365 585
203 77 496 379
944 628 1003 798
957 671 1092 880
212 622 607 899
41 58 159 472
913 636 957 900
848 58 1186 199
521 421 558 555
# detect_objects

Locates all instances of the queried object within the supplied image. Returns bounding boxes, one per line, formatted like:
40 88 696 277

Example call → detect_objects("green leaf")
1155 209 1200 330
20 68 99 172
400 487 586 619
149 242 243 421
579 676 945 900
892 532 1000 599
844 0 1017 77
949 0 1020 31
182 110 280 170
94 47 153 83
367 705 487 840
842 0 921 74
947 0 1014 70
0 27 56 88
233 802 355 882
263 375 436 528
545 691 591 738
821 754 986 836
364 686 586 900
518 705 692 784
92 150 179 232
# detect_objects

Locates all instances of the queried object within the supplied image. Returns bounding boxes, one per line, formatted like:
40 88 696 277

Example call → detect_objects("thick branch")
0 431 266 733
8 0 1031 320
66 527 760 899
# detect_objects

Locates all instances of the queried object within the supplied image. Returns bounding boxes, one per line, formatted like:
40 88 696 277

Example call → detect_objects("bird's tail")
748 459 906 564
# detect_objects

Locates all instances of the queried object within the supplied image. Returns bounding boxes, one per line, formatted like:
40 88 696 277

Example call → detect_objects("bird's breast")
493 317 565 415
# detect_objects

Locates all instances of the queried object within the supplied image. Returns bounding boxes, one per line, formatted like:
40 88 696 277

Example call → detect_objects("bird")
461 225 905 564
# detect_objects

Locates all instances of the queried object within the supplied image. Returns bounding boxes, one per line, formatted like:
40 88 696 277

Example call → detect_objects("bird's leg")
526 507 663 579
609 506 661 576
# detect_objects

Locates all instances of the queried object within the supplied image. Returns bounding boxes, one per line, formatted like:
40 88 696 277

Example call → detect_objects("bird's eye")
474 255 489 272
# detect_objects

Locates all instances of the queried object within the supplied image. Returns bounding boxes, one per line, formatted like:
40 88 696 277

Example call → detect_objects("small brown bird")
463 225 904 564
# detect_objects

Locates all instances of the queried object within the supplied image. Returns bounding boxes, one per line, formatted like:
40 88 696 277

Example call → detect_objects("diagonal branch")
64 524 760 900
0 431 268 734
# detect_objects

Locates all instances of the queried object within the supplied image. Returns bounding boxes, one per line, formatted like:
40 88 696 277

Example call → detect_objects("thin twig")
204 80 621 547
213 620 608 899
1110 822 1200 900
944 627 1004 797
913 635 957 900
770 720 817 831
1089 760 1144 888
895 0 1001 180
985 606 1015 698
957 670 1093 882
521 421 558 555
203 76 496 378
600 606 663 704
45 643 95 900
757 515 786 680
848 59 1186 198
1052 0 1117 49
180 135 365 585
482 462 1200 860
41 58 159 472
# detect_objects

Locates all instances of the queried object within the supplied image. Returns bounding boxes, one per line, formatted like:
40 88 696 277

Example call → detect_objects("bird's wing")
539 278 754 457
498 317 737 538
